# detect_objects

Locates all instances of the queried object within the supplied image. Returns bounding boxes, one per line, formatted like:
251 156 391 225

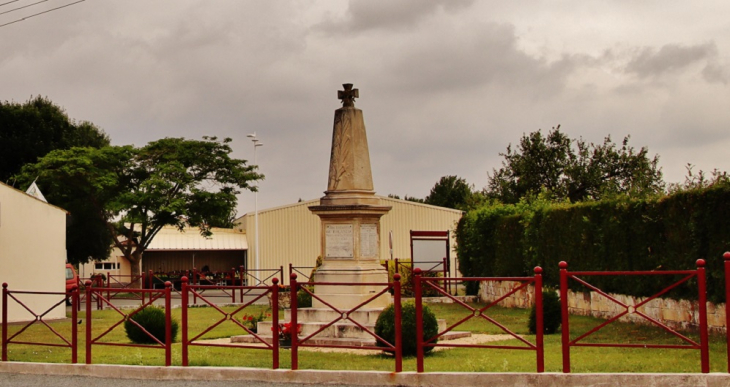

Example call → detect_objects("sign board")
410 230 450 271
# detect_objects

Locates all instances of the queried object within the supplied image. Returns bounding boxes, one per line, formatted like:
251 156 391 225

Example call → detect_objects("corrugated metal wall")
235 196 463 280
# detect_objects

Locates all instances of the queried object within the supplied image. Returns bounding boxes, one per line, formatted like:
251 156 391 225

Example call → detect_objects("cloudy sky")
2 1 729 216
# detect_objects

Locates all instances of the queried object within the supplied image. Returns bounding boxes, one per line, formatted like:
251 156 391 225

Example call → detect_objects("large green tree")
19 137 263 272
487 126 664 203
424 175 478 210
0 96 110 183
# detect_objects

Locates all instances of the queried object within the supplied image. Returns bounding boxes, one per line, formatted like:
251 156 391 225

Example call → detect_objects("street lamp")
247 132 263 281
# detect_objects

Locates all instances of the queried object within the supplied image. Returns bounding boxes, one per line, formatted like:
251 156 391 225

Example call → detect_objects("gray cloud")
317 0 475 33
625 43 718 78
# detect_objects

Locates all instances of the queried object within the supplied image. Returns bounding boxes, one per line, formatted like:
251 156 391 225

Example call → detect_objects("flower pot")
268 291 291 309
279 338 292 349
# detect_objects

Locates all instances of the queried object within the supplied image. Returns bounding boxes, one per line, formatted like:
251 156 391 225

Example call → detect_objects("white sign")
325 224 353 258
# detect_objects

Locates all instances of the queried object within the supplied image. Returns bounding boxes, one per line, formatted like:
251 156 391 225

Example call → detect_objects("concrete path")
1 362 729 387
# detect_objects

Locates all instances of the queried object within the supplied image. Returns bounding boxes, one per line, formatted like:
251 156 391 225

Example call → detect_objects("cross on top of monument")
338 83 359 107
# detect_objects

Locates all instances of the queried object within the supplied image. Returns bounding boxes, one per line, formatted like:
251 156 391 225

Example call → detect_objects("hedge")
456 184 730 303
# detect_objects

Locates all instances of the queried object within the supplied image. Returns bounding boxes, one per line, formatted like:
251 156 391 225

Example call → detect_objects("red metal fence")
2 283 79 363
106 273 146 302
414 267 544 373
180 276 280 369
2 257 728 373
289 273 403 372
559 260 709 373
85 281 173 366
288 264 315 285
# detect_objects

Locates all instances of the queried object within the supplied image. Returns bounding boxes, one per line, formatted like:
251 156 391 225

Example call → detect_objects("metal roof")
146 226 248 251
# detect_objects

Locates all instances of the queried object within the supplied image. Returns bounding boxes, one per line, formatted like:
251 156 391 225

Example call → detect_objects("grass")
2 301 728 373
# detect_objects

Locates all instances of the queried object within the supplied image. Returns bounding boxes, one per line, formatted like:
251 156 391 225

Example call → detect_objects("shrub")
124 306 179 344
297 286 313 308
528 289 561 334
375 301 438 357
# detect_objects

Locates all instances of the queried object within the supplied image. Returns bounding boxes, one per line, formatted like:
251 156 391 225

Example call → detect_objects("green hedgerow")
124 306 179 344
375 301 438 357
528 289 562 334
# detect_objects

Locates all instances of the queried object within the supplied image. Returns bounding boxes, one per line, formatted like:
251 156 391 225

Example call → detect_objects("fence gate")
414 267 544 373
559 260 709 373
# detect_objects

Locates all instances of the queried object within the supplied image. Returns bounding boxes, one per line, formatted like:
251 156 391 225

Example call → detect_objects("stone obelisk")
308 84 392 309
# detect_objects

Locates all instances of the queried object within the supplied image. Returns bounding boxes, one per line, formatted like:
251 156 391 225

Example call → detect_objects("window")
94 262 118 270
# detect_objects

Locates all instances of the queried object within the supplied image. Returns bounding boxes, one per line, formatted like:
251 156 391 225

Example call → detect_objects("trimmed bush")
375 301 438 357
297 286 313 308
124 306 179 344
528 289 561 334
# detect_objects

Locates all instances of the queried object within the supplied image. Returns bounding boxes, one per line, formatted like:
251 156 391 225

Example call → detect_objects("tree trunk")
128 250 143 289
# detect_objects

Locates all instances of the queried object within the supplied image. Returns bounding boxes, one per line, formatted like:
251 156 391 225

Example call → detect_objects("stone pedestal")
308 205 391 309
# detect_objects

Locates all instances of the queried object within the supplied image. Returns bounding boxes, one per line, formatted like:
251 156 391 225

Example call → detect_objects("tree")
19 136 263 273
486 126 664 203
424 175 480 210
0 96 110 183
387 193 425 203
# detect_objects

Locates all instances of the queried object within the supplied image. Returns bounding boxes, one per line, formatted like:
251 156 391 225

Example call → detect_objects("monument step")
283 307 384 325
258 321 378 340
231 330 472 347
258 317 448 340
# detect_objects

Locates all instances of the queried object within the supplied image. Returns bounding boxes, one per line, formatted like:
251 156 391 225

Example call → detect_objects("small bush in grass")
528 289 562 334
124 306 179 344
375 301 438 357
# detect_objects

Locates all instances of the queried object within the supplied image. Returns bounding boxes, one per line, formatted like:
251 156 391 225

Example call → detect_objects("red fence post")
106 271 111 301
71 286 78 364
288 263 293 286
290 273 298 370
559 261 570 373
85 280 92 364
239 265 245 300
534 266 544 373
442 257 448 294
96 276 102 310
696 259 709 373
181 276 189 367
2 283 7 361
393 273 402 373
271 278 280 369
414 268 424 373
165 281 172 367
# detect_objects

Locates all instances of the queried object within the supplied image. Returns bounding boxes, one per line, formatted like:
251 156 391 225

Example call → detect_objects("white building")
0 182 67 322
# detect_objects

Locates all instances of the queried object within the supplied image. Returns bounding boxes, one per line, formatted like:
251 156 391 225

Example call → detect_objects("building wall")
79 247 132 280
0 183 67 322
234 196 463 283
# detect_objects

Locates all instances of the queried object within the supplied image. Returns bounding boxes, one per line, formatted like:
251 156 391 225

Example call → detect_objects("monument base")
311 262 391 309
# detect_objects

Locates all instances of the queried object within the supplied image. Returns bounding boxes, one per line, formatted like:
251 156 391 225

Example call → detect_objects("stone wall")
479 280 727 332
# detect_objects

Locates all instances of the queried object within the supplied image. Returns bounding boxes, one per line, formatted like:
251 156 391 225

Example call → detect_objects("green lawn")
2 302 727 373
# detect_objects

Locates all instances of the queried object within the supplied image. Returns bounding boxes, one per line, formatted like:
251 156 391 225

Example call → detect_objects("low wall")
479 280 727 332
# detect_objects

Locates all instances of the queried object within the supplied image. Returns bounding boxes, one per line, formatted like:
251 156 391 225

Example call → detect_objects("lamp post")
247 132 263 280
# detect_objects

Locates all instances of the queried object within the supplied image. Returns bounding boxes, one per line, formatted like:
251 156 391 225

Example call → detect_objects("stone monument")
308 83 392 309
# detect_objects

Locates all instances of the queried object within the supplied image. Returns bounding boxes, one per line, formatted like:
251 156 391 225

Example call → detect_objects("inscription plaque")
360 223 378 257
325 224 353 258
